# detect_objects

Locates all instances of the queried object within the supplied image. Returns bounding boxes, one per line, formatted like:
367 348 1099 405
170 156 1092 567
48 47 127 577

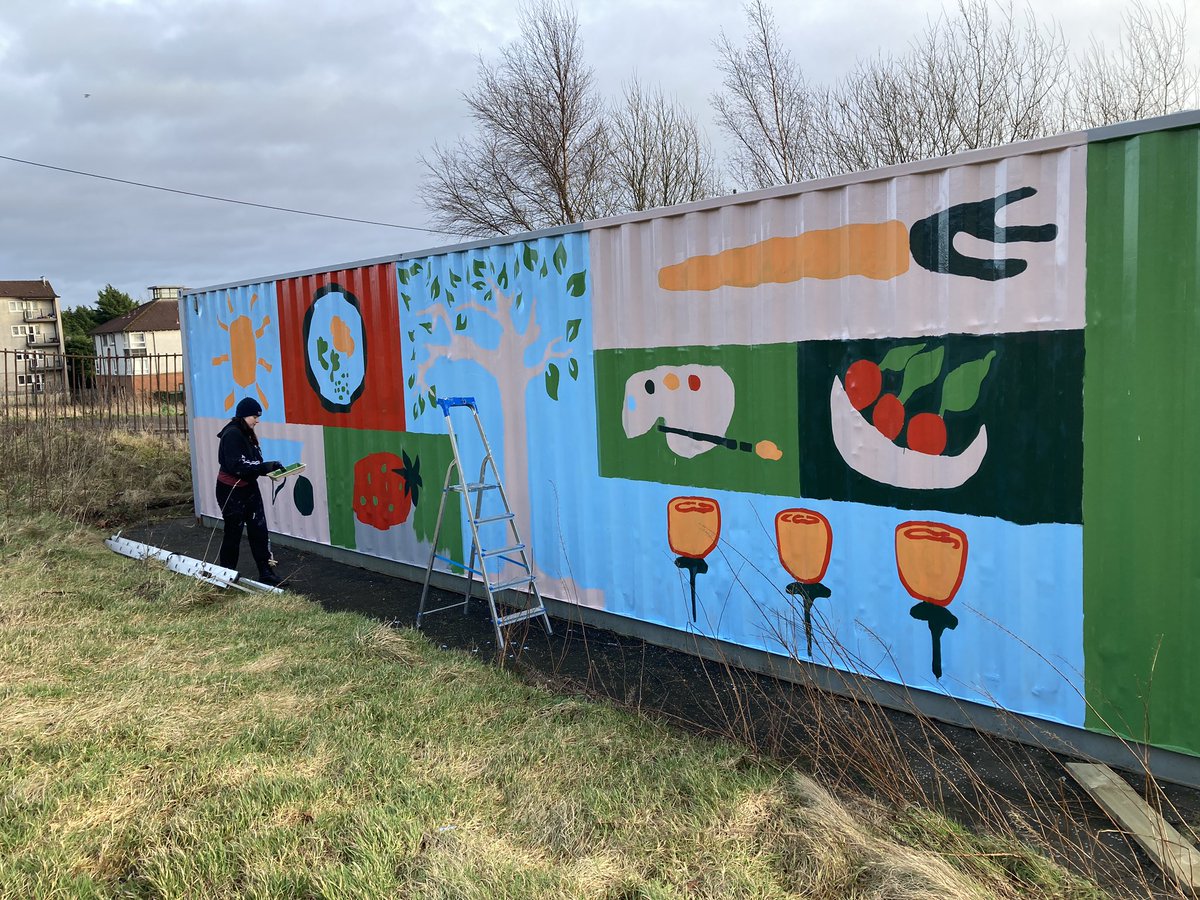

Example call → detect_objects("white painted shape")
621 364 735 458
828 378 988 490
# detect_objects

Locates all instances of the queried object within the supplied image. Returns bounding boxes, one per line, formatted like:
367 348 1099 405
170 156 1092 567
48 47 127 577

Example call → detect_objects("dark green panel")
1084 128 1200 754
797 332 1083 525
595 344 800 496
323 427 462 562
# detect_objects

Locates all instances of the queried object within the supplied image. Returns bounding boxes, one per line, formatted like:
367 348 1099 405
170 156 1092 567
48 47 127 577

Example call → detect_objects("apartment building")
90 292 184 396
0 279 65 396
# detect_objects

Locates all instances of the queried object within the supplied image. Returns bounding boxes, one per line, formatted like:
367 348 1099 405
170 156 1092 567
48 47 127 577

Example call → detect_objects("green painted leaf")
940 350 997 415
448 270 462 287
407 374 415 388
515 292 522 309
430 276 441 299
497 264 508 290
553 242 567 274
471 280 486 290
523 245 538 270
566 271 586 297
418 396 426 414
410 349 415 361
407 330 415 342
400 292 411 311
420 322 433 334
472 259 486 278
545 363 560 400
540 261 548 277
410 262 422 274
455 313 467 331
568 357 579 380
412 402 419 417
428 387 437 404
898 347 945 405
446 290 455 305
484 290 493 303
397 267 409 285
565 318 581 342
879 343 926 372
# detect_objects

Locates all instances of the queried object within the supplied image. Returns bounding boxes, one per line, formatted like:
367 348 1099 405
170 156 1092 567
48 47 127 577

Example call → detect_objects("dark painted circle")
644 379 655 394
294 476 315 516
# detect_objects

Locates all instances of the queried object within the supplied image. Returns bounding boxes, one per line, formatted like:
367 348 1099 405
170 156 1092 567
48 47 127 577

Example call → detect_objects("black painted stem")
675 556 709 622
909 601 959 678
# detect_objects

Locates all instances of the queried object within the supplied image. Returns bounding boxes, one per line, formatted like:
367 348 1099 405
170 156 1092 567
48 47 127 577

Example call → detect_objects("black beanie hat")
235 397 263 418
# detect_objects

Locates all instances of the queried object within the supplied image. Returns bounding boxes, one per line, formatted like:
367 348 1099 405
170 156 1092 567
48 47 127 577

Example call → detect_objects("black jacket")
217 420 276 482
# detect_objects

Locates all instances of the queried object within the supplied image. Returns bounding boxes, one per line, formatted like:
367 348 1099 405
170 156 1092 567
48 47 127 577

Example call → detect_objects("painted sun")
212 292 273 412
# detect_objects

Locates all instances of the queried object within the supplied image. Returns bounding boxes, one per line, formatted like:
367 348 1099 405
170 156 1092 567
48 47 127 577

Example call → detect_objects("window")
10 324 34 337
16 374 44 386
129 332 147 348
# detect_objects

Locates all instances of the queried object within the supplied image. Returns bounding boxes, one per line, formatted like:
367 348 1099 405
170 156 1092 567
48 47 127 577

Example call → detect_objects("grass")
0 509 1021 899
0 423 1114 898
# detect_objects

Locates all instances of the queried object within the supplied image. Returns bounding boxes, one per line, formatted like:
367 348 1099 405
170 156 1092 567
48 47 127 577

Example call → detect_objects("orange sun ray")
258 359 272 373
254 316 271 338
212 354 230 365
256 383 269 411
224 392 235 411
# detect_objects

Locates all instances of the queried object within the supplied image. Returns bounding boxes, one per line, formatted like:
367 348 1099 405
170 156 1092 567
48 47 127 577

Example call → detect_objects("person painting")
215 397 285 586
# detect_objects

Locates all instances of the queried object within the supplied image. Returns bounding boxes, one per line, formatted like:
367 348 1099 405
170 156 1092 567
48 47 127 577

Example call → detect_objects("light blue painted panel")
183 282 285 422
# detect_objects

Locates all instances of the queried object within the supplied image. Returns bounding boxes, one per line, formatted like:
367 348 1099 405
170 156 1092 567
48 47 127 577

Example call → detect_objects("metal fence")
0 349 188 435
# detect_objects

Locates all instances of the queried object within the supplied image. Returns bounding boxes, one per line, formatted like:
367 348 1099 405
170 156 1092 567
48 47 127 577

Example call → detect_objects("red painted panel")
277 263 406 431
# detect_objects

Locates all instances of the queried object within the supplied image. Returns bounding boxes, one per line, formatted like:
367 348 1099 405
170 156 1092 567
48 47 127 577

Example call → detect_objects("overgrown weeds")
0 418 191 526
537 539 1191 899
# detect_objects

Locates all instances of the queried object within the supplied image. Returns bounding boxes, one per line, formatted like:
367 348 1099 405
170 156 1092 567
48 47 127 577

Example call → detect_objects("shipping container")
182 110 1200 784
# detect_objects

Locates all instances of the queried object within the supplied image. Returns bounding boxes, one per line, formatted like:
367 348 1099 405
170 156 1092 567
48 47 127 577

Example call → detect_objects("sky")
0 0 1193 310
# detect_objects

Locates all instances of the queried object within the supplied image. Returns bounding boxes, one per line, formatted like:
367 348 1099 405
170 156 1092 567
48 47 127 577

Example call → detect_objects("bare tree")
610 78 723 211
1067 0 1199 128
819 0 1067 175
715 0 1196 190
711 0 821 189
420 1 612 237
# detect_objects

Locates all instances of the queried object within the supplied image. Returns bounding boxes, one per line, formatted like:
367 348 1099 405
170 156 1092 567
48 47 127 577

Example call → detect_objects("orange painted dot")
688 374 701 391
663 373 681 390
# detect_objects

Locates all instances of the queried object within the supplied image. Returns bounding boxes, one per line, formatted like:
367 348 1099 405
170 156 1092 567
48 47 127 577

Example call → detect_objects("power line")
0 153 469 237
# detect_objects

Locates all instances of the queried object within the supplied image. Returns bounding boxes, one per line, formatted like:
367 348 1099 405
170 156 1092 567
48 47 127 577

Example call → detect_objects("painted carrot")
657 221 910 291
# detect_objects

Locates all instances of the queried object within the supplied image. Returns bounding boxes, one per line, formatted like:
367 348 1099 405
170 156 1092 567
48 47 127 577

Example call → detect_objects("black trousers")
215 481 271 575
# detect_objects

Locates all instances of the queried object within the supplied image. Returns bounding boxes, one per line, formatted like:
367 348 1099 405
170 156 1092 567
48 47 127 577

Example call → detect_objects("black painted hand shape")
909 187 1059 281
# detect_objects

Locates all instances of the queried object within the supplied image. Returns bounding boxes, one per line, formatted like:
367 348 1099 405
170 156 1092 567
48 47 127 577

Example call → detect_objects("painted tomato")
872 393 905 441
352 451 422 531
844 359 882 411
906 412 948 455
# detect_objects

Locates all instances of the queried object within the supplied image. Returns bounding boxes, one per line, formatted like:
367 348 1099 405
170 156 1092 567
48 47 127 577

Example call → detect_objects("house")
0 278 65 396
89 290 184 396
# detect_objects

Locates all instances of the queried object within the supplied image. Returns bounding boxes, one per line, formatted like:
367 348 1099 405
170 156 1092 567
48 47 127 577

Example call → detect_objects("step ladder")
417 396 553 651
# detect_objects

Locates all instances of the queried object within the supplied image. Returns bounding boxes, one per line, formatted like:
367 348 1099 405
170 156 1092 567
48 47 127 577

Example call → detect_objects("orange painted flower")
667 497 720 559
895 521 968 606
775 509 832 584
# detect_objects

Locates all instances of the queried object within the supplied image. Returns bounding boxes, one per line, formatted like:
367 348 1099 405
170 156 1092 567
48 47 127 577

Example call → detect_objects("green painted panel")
1084 128 1200 754
323 427 462 564
595 344 800 496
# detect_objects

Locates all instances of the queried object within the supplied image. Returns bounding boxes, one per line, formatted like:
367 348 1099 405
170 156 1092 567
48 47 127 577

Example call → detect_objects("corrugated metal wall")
183 114 1200 761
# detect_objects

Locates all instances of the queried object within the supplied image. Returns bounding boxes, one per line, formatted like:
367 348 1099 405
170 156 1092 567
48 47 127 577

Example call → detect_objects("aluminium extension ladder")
416 397 552 650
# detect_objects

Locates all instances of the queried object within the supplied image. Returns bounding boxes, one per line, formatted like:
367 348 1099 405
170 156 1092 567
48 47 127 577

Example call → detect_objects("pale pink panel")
190 418 329 546
592 146 1086 350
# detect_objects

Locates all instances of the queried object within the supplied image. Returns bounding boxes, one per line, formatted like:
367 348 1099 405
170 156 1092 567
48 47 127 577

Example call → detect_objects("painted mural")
186 119 1200 761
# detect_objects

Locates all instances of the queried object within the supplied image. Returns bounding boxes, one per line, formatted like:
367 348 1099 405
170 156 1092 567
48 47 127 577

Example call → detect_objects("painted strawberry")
353 450 422 530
